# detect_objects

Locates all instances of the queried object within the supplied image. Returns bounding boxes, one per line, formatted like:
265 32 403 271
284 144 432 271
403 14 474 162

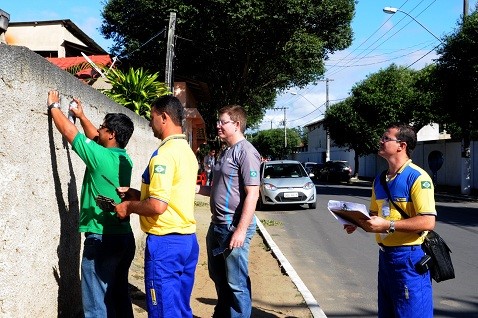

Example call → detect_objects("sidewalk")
128 194 312 318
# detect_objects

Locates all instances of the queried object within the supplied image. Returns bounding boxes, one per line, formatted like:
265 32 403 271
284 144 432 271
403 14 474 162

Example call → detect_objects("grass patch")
260 219 283 227
195 200 209 207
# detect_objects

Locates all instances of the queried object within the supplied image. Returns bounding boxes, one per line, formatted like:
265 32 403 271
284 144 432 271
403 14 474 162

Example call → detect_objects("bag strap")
379 170 410 220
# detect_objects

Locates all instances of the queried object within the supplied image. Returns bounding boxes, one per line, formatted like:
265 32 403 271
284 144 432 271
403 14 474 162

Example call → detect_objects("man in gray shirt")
197 105 261 318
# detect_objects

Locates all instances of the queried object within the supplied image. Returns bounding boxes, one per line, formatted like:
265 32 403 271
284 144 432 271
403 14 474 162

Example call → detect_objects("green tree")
351 64 416 125
251 128 301 159
292 126 308 146
434 10 478 156
102 67 170 119
325 64 438 176
100 0 355 135
324 98 378 177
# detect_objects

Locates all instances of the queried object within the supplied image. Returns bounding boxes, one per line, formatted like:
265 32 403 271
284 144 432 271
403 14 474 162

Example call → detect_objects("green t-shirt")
72 133 133 234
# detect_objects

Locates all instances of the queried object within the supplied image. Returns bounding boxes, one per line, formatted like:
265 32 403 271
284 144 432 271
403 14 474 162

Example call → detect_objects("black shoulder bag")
380 171 455 283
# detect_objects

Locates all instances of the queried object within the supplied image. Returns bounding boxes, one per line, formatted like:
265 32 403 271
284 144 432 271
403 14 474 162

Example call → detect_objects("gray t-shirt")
210 139 261 225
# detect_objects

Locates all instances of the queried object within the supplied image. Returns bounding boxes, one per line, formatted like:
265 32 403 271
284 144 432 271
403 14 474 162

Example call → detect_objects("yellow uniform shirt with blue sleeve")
370 159 436 246
140 134 197 235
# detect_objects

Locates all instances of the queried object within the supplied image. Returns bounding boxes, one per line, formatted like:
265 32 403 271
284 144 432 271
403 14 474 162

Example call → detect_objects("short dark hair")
388 123 417 157
218 105 247 133
104 113 134 148
151 95 184 126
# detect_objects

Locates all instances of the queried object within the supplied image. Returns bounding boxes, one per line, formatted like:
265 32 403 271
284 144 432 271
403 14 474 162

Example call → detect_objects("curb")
255 216 328 318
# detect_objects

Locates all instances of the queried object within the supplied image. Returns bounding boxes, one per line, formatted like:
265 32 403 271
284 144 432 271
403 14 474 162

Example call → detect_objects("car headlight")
303 182 315 190
263 183 277 190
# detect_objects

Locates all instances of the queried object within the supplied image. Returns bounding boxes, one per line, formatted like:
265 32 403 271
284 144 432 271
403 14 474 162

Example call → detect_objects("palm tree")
102 67 170 119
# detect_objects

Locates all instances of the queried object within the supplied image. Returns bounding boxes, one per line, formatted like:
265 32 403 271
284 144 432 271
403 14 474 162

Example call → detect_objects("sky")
2 0 477 131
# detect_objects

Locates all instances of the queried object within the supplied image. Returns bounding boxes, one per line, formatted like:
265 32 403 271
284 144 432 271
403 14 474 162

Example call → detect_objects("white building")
290 120 478 190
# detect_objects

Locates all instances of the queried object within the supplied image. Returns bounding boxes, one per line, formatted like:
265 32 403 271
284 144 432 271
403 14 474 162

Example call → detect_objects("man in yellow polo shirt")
345 123 435 318
115 95 199 318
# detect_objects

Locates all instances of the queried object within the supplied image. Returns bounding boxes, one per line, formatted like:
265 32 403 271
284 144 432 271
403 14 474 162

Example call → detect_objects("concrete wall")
0 44 157 317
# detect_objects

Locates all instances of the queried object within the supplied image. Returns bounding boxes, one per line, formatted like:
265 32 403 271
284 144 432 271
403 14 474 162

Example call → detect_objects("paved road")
256 182 478 318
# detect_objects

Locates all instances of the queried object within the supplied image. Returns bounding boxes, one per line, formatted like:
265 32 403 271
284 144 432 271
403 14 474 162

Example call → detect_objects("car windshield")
263 163 308 178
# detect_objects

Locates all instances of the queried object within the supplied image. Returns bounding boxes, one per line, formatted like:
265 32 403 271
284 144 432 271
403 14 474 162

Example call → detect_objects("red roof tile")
47 55 112 78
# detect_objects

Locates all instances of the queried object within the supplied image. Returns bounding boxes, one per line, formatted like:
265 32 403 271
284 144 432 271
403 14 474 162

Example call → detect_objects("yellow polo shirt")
139 134 197 235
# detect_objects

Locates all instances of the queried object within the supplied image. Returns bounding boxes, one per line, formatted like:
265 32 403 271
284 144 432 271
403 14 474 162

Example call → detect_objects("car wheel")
308 201 317 209
256 195 265 211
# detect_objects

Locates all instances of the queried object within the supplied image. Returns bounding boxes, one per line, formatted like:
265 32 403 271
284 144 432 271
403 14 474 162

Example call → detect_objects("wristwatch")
48 102 61 110
387 220 395 233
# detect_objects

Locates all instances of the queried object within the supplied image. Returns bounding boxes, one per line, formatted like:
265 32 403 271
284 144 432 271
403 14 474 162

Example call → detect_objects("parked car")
258 160 317 209
315 160 352 182
301 162 318 175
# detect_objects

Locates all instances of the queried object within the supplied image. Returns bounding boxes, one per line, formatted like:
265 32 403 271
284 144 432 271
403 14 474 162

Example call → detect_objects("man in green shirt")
48 90 136 318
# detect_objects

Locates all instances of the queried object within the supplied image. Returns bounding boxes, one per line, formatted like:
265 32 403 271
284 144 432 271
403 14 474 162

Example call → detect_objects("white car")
258 160 317 209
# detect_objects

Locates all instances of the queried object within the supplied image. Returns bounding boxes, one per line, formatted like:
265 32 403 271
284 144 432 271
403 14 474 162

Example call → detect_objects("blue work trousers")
144 233 199 318
81 232 136 318
206 221 256 318
378 245 433 318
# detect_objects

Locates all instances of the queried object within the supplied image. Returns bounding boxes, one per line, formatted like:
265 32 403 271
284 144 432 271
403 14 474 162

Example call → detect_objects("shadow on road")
315 182 372 198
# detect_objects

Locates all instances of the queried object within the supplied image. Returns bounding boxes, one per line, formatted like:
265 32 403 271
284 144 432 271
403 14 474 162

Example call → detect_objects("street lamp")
383 7 444 44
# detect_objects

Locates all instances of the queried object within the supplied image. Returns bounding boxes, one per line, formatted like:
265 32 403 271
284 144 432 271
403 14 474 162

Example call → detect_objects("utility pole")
165 11 176 93
273 107 288 149
284 107 287 148
461 0 471 194
321 78 334 162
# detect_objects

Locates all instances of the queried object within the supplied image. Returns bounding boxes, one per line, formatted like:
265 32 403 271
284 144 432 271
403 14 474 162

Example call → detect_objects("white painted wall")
0 45 156 317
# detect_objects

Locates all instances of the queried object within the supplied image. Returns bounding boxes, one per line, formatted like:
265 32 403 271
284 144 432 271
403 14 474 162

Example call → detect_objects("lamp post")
383 7 443 44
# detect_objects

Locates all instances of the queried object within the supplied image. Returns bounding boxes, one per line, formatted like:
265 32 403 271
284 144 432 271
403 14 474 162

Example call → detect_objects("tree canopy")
100 0 355 135
434 10 478 145
324 64 438 175
251 128 301 160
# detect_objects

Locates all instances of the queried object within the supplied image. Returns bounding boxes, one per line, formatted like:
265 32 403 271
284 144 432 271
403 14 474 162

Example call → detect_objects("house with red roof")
6 19 112 80
5 19 207 151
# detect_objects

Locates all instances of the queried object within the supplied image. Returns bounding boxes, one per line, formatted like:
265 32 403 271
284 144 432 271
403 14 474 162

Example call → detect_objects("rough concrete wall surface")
0 44 157 317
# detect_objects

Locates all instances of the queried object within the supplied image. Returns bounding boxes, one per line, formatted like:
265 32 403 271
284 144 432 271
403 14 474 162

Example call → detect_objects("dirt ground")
128 195 312 318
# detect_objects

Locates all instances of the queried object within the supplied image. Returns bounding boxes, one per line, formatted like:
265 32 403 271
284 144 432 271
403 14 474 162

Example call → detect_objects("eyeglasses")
216 120 235 126
99 124 109 130
380 136 401 143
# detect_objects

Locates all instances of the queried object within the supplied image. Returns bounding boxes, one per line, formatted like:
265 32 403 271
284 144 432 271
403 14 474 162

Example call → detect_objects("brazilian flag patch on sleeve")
250 170 258 177
421 181 432 189
154 165 166 174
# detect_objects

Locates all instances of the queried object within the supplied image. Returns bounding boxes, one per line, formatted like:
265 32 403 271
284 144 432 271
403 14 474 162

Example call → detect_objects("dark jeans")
206 221 256 318
81 232 136 318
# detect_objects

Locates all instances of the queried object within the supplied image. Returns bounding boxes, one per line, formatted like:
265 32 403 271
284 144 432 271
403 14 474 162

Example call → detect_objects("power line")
325 0 438 78
119 27 166 59
324 0 413 77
